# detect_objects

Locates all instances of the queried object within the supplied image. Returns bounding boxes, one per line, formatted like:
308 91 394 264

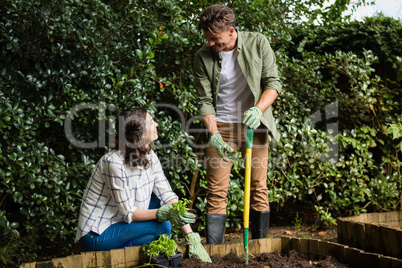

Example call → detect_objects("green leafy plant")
143 234 177 259
384 123 402 152
292 212 303 231
171 199 192 216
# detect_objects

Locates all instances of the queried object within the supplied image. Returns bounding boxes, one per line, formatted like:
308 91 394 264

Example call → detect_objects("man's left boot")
249 210 270 239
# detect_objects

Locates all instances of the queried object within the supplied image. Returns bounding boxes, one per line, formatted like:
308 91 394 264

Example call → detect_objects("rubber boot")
205 213 226 244
250 210 270 239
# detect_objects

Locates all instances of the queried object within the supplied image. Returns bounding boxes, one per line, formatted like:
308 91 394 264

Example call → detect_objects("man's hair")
198 4 236 33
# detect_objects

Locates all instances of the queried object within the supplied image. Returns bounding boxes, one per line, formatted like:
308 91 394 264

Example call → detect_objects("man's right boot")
205 213 226 244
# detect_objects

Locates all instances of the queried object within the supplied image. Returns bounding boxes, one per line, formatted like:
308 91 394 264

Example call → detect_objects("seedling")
143 234 177 258
292 212 303 231
171 198 192 216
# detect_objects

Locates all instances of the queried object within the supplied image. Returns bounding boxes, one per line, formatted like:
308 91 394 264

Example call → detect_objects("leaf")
135 49 143 59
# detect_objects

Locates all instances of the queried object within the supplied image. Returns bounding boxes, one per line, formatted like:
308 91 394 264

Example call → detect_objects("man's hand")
242 106 262 130
157 205 196 228
186 232 212 263
209 133 237 162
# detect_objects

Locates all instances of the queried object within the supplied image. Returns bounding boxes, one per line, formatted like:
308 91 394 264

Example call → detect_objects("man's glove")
186 232 212 263
242 106 262 130
157 205 196 228
209 133 237 162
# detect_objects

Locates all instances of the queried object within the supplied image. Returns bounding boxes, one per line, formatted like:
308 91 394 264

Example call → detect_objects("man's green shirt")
194 30 282 141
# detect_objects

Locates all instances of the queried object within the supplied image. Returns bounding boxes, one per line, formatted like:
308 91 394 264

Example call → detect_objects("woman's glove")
186 232 212 263
242 106 262 130
209 133 237 162
157 205 196 228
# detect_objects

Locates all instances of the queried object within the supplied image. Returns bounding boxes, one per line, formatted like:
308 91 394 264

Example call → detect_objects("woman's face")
144 112 158 144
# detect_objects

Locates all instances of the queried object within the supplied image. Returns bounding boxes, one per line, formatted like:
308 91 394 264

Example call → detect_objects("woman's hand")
186 232 212 263
156 205 196 228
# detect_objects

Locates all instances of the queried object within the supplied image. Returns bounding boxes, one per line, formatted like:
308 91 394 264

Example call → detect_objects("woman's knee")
159 220 172 235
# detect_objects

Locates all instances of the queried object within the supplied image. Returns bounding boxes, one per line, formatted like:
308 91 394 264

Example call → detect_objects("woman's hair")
113 107 151 169
198 4 236 33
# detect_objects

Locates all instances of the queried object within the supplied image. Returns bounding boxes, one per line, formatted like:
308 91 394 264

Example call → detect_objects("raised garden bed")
337 211 402 259
22 236 402 268
21 211 402 268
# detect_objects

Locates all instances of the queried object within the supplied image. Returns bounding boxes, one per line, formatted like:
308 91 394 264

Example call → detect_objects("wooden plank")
177 244 187 256
344 247 363 268
125 246 141 267
390 258 402 268
348 222 358 248
368 212 380 224
280 236 291 254
248 239 259 256
399 211 402 227
95 250 111 268
226 243 242 257
398 229 402 259
359 252 381 268
21 262 37 268
67 254 81 268
308 239 319 260
36 261 53 268
317 240 328 260
380 255 402 268
81 251 96 268
290 237 301 252
358 213 368 223
212 244 226 258
379 212 387 224
366 223 383 254
336 219 344 244
355 222 366 250
270 238 282 253
386 211 399 228
299 238 310 259
257 238 270 253
326 241 346 263
52 257 68 268
110 248 125 268
380 226 400 258
204 244 213 257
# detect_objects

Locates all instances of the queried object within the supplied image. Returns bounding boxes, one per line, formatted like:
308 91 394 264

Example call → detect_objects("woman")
75 107 211 262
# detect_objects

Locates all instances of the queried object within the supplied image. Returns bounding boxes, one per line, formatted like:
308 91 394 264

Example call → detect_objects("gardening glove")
209 132 237 163
242 106 262 130
157 205 196 228
185 232 212 263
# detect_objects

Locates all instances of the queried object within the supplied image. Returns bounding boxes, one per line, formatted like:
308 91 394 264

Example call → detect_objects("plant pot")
169 251 183 267
151 255 170 267
151 252 182 267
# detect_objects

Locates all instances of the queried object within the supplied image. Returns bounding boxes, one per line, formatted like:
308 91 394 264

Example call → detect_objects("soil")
176 201 345 268
180 250 348 268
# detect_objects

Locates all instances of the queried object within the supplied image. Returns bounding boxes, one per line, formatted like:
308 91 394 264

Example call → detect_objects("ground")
177 201 342 267
180 250 348 267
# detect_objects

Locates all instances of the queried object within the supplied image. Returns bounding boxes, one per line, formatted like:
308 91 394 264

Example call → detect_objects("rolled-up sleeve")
150 152 178 204
103 157 134 224
260 35 282 94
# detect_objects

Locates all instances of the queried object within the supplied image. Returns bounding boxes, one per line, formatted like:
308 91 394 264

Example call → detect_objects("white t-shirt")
216 48 254 123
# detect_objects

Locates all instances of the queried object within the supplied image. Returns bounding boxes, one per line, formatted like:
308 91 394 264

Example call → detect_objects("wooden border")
22 236 402 268
338 211 402 259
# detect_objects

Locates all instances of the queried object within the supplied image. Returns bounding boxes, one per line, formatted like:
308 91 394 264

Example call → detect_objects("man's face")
204 27 235 52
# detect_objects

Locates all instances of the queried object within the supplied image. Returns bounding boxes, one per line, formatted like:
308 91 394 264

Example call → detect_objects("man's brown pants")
205 122 270 214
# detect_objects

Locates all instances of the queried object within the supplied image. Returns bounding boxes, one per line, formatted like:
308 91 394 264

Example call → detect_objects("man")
194 4 282 244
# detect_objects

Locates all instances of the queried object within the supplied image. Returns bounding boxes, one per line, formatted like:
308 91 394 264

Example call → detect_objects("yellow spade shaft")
244 128 254 264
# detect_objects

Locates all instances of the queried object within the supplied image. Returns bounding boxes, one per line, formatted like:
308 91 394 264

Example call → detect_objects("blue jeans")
79 194 171 251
